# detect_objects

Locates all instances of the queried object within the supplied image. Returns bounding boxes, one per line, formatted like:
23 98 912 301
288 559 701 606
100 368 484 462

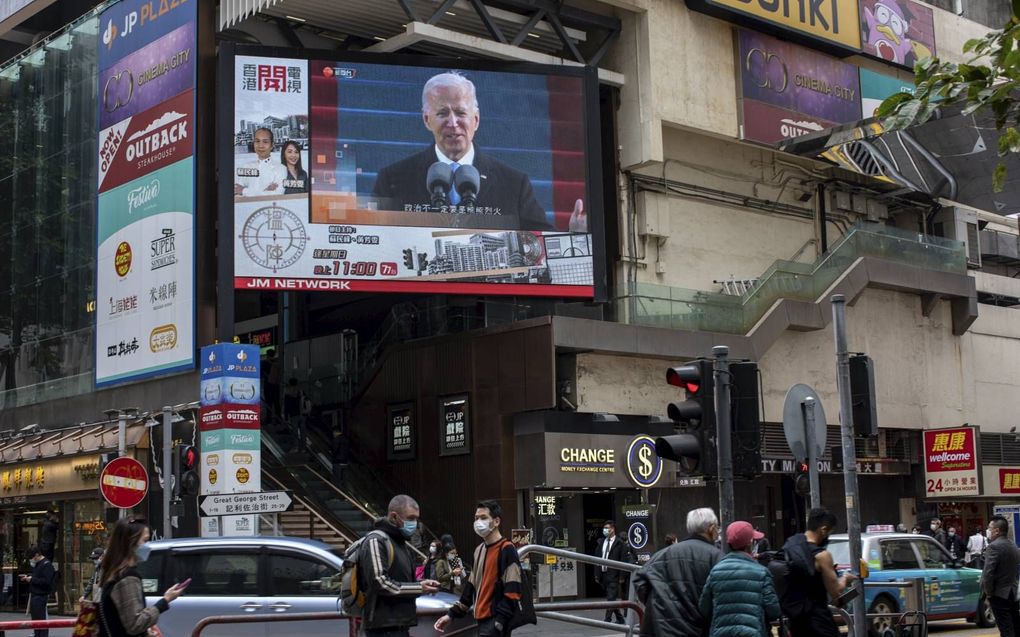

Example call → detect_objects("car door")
912 536 964 617
264 549 348 637
154 548 267 637
874 539 927 614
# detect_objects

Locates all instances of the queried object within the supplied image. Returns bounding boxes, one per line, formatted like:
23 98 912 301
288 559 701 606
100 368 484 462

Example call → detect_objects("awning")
0 421 148 464
779 102 1020 216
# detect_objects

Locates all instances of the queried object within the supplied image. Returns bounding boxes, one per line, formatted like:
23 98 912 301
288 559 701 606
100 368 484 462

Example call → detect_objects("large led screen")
224 47 601 297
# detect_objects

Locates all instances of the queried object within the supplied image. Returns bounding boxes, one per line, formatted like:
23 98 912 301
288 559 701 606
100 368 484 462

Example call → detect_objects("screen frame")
216 42 607 309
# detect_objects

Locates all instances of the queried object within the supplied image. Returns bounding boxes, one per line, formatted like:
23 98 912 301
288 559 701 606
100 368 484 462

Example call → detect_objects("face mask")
135 543 152 563
429 546 437 555
949 530 956 536
400 520 417 538
603 528 610 537
931 524 938 530
29 558 38 567
474 519 492 537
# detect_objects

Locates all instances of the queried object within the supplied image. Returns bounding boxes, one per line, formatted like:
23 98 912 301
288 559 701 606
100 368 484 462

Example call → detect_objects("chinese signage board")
199 343 261 536
738 29 862 146
439 396 470 456
0 455 102 496
859 0 935 68
96 0 196 387
227 49 600 298
979 466 1020 498
387 403 416 461
923 427 980 498
859 67 915 119
687 0 862 53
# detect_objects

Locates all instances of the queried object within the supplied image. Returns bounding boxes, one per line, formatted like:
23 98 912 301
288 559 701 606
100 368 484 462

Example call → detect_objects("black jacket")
633 535 721 637
595 535 633 584
982 536 1020 600
28 558 55 596
360 519 425 631
371 147 553 231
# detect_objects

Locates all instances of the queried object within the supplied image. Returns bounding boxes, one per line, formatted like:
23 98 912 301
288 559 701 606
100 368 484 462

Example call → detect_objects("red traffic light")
179 445 197 471
666 365 702 394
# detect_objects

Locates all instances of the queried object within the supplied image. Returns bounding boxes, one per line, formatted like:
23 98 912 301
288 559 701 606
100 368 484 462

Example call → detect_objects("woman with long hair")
97 518 184 637
280 141 308 194
434 534 466 596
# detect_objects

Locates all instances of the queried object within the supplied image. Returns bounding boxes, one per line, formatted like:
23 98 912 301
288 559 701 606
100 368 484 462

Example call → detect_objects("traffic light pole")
713 345 733 544
832 295 866 637
162 405 173 540
803 397 821 509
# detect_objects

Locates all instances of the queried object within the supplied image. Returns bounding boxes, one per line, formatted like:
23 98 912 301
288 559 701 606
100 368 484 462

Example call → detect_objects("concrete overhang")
551 255 977 360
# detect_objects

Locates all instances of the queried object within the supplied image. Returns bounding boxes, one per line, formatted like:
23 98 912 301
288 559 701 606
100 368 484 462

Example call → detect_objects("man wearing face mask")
434 500 524 637
19 546 55 637
633 507 721 637
360 495 440 637
925 517 948 547
81 547 105 602
945 525 966 560
594 520 632 624
780 507 855 637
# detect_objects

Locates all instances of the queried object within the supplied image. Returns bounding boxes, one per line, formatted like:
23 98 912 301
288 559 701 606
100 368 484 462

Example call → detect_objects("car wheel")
976 595 996 628
868 595 898 637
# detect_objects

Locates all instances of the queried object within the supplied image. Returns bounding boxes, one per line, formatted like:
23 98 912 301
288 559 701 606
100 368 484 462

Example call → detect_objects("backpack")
338 530 393 618
763 549 791 601
500 540 537 632
769 538 823 619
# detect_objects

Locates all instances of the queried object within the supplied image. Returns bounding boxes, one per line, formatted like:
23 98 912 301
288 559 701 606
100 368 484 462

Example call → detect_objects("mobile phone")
177 578 192 589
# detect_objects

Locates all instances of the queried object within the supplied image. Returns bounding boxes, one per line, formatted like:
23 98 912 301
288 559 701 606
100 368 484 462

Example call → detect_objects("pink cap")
726 521 764 549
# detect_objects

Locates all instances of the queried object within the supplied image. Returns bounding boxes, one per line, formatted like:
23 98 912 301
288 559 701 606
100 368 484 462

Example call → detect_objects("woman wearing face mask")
434 536 466 596
97 518 185 637
421 539 442 581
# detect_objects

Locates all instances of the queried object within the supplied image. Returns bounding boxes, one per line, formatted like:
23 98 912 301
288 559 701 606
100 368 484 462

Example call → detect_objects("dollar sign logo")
638 445 654 479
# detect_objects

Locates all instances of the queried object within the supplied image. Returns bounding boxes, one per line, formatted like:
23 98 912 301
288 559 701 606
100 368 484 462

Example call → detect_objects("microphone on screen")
426 162 453 209
454 165 481 209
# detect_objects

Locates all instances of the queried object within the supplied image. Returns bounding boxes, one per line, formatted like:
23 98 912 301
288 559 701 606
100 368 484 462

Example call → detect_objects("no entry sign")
100 456 149 509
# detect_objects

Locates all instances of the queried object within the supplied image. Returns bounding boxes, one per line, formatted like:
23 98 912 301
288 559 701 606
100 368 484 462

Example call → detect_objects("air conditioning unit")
932 207 981 268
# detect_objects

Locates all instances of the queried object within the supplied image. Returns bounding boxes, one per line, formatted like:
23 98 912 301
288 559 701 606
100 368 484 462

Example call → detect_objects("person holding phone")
97 517 185 637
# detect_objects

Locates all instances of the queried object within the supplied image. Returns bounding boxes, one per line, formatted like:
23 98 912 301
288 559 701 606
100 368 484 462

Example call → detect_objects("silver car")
134 536 473 637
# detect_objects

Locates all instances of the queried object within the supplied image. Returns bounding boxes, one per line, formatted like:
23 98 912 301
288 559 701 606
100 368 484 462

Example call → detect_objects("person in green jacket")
698 521 780 637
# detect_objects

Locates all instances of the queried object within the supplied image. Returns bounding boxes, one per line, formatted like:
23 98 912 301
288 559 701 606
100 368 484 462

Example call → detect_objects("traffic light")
402 248 414 269
176 444 199 497
793 460 810 497
849 354 878 437
730 361 761 479
657 360 717 478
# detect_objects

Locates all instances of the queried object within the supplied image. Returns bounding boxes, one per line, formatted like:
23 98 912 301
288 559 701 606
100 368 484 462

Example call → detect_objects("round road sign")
100 456 149 509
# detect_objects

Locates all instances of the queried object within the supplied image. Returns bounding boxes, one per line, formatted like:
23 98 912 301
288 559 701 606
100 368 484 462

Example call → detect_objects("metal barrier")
190 610 477 637
0 619 77 631
862 577 928 637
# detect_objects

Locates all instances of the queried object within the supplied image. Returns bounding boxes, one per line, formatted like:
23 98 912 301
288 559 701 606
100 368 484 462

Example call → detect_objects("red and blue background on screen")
309 60 586 230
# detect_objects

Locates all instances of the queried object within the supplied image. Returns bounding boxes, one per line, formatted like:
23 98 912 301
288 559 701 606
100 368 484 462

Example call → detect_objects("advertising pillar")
199 343 261 536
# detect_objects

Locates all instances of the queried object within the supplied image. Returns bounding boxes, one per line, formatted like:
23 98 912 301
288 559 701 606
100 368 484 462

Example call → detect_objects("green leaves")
993 162 1008 192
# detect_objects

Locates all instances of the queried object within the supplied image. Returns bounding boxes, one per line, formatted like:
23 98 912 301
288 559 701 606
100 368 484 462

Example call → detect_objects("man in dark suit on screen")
371 71 586 232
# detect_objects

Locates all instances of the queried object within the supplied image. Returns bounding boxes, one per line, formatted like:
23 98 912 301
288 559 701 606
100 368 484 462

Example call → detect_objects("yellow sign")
0 455 101 496
545 555 557 565
689 0 861 51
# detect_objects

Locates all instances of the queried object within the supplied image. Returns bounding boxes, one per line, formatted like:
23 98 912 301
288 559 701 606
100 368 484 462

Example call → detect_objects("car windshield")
827 539 850 566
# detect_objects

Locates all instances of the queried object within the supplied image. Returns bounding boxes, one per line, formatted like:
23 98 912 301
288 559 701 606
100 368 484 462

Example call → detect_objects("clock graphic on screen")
240 204 309 273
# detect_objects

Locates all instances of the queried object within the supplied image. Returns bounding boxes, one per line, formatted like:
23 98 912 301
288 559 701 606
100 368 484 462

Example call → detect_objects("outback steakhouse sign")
923 426 979 498
98 89 194 192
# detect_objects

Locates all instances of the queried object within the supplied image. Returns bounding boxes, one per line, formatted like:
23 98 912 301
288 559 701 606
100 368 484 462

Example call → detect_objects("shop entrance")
4 508 49 612
582 493 615 598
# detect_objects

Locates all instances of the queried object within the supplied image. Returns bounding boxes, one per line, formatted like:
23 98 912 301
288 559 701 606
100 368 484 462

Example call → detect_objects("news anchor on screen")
371 72 586 232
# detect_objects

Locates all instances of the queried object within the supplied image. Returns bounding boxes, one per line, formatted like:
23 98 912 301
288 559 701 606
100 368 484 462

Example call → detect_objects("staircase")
260 498 348 549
